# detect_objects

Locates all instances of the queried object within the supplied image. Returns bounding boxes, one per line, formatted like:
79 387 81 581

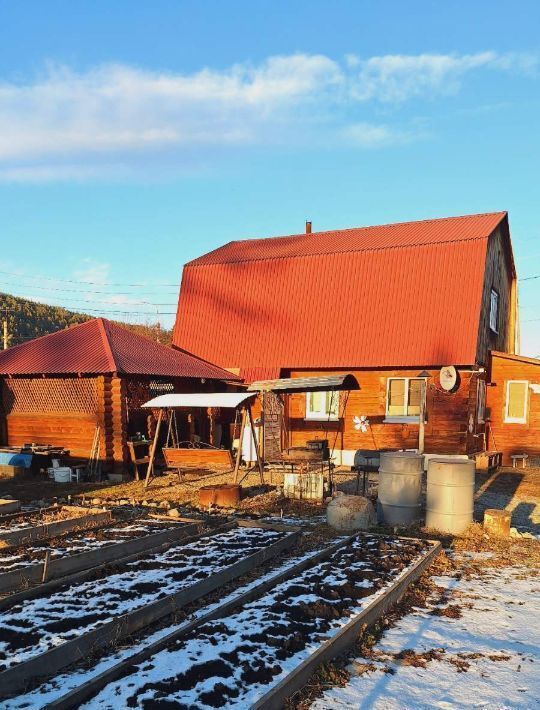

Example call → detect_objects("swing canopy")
142 392 256 409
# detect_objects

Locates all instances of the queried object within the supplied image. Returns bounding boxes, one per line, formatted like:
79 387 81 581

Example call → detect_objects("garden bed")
0 524 298 697
77 534 436 708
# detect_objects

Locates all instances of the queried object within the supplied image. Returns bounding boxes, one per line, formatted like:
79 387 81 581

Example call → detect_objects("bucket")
53 468 72 483
378 451 423 526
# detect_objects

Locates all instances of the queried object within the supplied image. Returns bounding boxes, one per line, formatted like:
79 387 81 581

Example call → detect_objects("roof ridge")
96 318 118 373
186 211 507 262
186 234 491 267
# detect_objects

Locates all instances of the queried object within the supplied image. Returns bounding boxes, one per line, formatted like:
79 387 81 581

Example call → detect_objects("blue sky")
0 0 539 354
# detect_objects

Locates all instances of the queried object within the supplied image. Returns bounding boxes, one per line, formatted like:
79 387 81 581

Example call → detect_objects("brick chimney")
305 221 312 234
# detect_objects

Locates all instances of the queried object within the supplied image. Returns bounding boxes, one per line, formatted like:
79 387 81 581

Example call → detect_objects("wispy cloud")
0 50 535 181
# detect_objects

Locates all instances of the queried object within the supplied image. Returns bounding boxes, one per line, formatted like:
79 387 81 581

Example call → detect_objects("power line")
521 274 540 281
0 269 179 288
0 290 176 308
0 279 178 296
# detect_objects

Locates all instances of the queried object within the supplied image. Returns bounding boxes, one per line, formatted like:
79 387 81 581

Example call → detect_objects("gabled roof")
173 212 510 373
0 318 240 380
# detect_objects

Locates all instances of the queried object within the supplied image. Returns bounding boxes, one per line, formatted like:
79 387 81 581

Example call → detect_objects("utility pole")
1 309 9 350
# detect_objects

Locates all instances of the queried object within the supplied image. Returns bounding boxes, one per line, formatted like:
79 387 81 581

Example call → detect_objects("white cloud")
347 51 537 102
341 122 421 148
73 259 110 286
0 50 535 181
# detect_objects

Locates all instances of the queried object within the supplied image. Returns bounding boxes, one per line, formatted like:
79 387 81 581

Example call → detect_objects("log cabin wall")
487 352 540 465
476 227 515 365
0 376 108 464
284 368 481 463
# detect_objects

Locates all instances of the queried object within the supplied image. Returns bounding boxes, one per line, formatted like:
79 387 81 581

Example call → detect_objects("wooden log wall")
487 353 540 464
285 368 480 456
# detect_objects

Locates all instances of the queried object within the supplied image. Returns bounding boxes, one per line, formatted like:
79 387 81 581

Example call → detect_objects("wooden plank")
0 520 203 595
0 527 300 698
252 539 442 710
0 507 112 550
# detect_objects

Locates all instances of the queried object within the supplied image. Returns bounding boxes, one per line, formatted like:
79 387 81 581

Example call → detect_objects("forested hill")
0 293 172 347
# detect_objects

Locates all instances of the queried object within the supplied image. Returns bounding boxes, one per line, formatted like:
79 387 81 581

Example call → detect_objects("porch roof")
247 373 359 393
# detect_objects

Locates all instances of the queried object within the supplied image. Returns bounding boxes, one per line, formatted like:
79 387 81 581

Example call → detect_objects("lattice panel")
2 377 98 414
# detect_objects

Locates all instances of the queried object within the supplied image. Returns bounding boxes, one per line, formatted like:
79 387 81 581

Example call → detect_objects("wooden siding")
4 413 101 460
476 227 515 365
487 352 540 464
285 368 480 456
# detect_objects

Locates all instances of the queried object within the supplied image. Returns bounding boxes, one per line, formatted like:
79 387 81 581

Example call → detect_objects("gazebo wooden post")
144 408 164 488
233 407 248 483
247 404 264 484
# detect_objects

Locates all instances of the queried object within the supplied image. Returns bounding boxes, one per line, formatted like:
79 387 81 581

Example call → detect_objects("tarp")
142 392 256 409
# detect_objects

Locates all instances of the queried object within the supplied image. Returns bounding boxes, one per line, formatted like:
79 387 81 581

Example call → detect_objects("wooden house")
0 318 239 473
172 211 540 466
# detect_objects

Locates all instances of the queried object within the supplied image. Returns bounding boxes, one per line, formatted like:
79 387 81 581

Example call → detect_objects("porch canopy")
142 392 256 409
247 374 359 393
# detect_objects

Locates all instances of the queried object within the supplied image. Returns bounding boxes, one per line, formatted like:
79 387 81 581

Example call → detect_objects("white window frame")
384 377 426 424
476 379 486 424
504 380 529 424
490 289 499 333
305 390 339 421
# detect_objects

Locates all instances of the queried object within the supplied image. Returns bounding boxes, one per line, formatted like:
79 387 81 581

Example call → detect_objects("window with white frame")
385 378 425 422
504 380 529 423
305 391 339 420
490 289 499 333
476 379 486 423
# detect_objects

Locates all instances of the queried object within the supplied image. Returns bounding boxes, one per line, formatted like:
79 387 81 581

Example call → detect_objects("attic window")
490 289 499 333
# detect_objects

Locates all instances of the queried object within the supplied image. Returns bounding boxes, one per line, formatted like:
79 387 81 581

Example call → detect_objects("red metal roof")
0 318 240 379
173 213 509 375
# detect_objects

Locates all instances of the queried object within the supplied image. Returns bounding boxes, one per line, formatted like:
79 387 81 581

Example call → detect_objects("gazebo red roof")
0 318 240 380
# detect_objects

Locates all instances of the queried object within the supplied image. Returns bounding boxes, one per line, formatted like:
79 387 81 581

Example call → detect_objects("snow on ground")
0 526 285 669
313 563 540 710
0 518 186 573
3 547 322 708
78 536 430 708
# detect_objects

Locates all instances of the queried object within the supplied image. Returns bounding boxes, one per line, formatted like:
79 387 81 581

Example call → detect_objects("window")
476 379 486 424
305 391 339 420
385 378 425 422
490 289 499 333
504 380 528 423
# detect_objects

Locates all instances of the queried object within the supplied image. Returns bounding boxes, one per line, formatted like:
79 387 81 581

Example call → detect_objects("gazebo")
0 318 240 474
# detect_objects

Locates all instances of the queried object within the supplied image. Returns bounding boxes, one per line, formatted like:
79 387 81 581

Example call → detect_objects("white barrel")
426 458 475 534
377 451 423 526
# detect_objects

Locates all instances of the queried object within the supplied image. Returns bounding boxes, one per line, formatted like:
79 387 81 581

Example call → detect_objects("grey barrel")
426 458 475 534
377 451 424 526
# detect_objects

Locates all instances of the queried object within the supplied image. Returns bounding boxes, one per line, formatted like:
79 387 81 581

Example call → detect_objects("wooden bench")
474 450 503 472
163 447 234 471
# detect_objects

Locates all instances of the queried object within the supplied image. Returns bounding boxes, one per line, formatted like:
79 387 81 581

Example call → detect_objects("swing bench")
141 391 262 488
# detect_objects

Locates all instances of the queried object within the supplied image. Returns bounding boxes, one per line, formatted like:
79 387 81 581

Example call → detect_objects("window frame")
489 288 499 334
384 377 426 424
476 379 486 424
504 380 529 424
304 390 339 421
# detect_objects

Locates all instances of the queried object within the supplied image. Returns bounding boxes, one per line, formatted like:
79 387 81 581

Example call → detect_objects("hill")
0 293 172 348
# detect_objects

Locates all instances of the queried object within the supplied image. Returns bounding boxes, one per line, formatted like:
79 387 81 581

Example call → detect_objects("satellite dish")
439 366 457 391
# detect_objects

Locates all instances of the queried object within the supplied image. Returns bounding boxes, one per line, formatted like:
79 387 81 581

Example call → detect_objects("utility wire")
0 269 178 288
0 280 177 296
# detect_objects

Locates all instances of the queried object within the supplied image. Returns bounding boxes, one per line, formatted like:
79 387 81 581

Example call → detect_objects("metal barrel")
377 451 424 526
426 458 475 534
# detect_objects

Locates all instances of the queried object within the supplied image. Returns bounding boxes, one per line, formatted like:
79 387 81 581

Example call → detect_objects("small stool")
510 454 528 469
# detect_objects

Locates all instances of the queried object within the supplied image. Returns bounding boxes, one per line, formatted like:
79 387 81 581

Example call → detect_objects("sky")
0 0 539 355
